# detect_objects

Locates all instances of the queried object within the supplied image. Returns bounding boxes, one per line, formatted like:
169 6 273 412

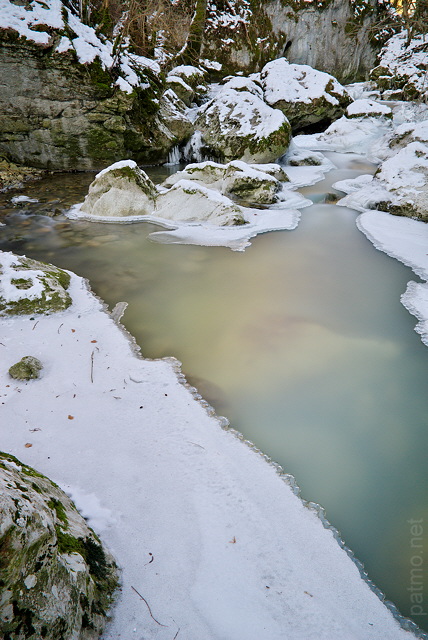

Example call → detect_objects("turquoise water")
1 155 427 633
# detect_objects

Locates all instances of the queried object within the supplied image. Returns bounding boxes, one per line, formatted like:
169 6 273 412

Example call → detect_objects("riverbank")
0 254 418 639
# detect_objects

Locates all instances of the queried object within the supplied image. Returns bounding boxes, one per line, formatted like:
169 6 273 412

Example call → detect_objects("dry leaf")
24 443 32 448
68 415 74 420
71 329 76 333
229 536 236 544
91 340 97 343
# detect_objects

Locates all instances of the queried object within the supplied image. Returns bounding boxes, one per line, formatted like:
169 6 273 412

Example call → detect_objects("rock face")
0 452 118 640
201 0 388 82
194 84 291 163
79 160 157 218
0 2 192 171
0 252 72 316
260 58 351 130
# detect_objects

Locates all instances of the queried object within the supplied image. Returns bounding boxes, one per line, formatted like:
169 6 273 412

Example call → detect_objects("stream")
1 152 427 633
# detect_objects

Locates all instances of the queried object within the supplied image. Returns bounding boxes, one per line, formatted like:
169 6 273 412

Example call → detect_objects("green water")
1 155 427 633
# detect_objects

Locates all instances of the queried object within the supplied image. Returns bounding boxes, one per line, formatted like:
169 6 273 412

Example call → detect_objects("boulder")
0 452 118 640
194 87 291 163
166 65 207 104
157 89 194 143
0 252 71 316
260 58 351 130
370 32 428 102
79 160 157 218
155 181 246 226
161 159 286 204
335 140 428 222
223 161 282 204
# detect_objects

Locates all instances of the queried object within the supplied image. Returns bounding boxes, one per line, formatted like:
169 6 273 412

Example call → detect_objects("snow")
294 116 392 155
346 99 392 118
261 58 348 107
0 256 416 638
0 0 63 45
357 211 428 346
0 251 45 303
95 159 141 180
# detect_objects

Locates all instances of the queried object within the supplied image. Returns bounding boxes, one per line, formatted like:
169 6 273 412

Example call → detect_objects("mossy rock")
0 252 72 316
0 452 119 640
9 356 43 381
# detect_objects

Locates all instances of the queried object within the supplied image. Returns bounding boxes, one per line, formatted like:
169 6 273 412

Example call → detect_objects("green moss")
9 356 43 381
10 278 33 290
55 529 111 582
48 499 68 526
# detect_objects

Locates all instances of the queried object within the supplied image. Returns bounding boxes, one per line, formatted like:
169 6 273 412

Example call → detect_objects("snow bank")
0 253 416 639
357 211 428 346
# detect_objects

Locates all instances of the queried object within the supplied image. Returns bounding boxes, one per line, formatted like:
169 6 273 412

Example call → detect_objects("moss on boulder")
0 252 72 317
0 452 119 640
9 356 43 381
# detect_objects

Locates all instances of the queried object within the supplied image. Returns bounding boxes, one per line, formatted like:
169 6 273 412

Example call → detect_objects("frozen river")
1 152 427 632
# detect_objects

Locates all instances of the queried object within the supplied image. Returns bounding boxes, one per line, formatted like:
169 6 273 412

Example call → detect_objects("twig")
144 552 154 565
57 323 63 334
90 350 95 383
131 586 167 627
32 321 39 330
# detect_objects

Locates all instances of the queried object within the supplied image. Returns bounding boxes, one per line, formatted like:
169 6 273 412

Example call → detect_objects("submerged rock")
9 356 43 380
260 58 351 131
0 452 118 640
80 160 157 218
194 86 291 163
0 252 71 316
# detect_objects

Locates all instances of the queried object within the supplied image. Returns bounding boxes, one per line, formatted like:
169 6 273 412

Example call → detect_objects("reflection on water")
1 155 427 631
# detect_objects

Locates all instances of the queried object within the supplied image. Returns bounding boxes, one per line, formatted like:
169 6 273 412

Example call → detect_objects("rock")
9 356 43 380
166 65 207 104
166 75 195 107
161 159 286 204
260 58 351 131
223 161 282 204
0 158 45 193
0 452 118 640
79 160 157 218
335 140 428 222
194 86 291 163
346 99 392 119
158 89 194 143
155 180 246 226
0 251 72 316
220 76 264 98
387 121 428 155
370 32 428 102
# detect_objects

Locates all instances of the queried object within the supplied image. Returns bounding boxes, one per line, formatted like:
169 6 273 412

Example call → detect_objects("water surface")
1 155 427 632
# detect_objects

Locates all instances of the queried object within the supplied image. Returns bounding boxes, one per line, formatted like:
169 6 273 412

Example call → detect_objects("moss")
55 529 111 583
10 277 33 290
47 499 69 527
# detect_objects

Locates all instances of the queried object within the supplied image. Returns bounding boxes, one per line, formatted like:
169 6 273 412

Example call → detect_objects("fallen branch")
131 586 168 627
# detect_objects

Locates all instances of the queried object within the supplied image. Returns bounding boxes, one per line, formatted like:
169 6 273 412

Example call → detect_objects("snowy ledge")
0 255 418 639
357 210 428 347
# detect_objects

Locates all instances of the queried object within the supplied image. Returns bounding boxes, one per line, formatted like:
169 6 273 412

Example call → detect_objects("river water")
1 153 427 633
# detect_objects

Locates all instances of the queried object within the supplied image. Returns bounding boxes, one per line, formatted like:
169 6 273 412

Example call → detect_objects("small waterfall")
165 145 181 165
182 131 206 163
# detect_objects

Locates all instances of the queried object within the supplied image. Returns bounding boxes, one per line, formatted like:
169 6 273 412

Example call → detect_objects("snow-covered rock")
158 89 194 143
260 58 351 130
336 140 428 222
0 452 118 640
294 115 392 154
194 86 291 163
346 99 392 119
80 160 157 218
162 159 286 205
0 251 71 316
370 31 428 101
166 74 195 106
